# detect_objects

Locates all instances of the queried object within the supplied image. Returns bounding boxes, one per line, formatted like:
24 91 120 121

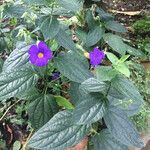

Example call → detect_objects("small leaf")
106 52 119 64
39 16 60 40
119 55 130 63
28 94 59 129
92 129 128 150
54 51 92 83
13 141 21 150
73 93 106 124
105 21 127 33
54 96 74 109
96 8 114 21
104 106 144 148
85 26 104 47
28 111 90 150
55 29 77 51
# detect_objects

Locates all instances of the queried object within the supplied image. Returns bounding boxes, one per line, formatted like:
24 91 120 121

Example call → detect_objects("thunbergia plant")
0 0 147 149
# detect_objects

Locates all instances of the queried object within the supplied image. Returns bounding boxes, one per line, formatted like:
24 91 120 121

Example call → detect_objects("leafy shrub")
0 0 147 149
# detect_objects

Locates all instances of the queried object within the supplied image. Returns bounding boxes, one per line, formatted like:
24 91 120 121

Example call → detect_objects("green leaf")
96 8 114 21
73 93 106 124
125 44 145 58
114 63 130 77
104 106 144 148
92 129 128 150
54 96 74 109
96 66 118 82
69 82 81 105
3 43 30 72
19 87 39 100
108 96 143 117
85 26 105 47
13 141 21 150
28 111 90 150
103 33 126 55
86 10 97 30
119 55 130 63
80 78 108 93
24 0 48 5
75 28 87 44
55 29 77 51
0 67 38 101
56 0 83 13
28 94 59 129
103 34 145 58
108 75 144 103
106 52 119 64
54 51 92 83
39 16 60 40
0 58 3 73
105 21 127 33
3 5 26 17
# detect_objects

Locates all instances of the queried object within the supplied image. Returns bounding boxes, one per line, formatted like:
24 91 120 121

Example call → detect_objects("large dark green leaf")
24 0 48 5
28 111 90 150
69 82 81 105
73 93 106 124
108 75 144 103
56 0 83 13
85 26 104 47
3 5 26 17
3 43 30 72
104 106 144 148
39 16 60 40
28 94 59 129
0 67 38 101
108 95 143 117
54 51 92 83
103 33 126 55
103 33 145 58
92 129 128 150
86 10 97 30
125 44 145 58
105 21 127 33
55 29 77 51
80 78 108 93
0 58 3 73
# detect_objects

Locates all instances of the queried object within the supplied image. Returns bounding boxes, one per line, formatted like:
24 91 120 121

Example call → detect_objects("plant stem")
0 99 20 121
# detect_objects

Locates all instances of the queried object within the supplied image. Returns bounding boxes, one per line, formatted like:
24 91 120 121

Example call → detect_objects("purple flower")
51 72 60 80
89 47 105 66
28 41 53 67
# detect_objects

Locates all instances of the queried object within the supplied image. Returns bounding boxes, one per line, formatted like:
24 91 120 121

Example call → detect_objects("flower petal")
29 54 38 64
28 45 39 55
38 41 53 59
35 58 49 67
89 48 105 66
